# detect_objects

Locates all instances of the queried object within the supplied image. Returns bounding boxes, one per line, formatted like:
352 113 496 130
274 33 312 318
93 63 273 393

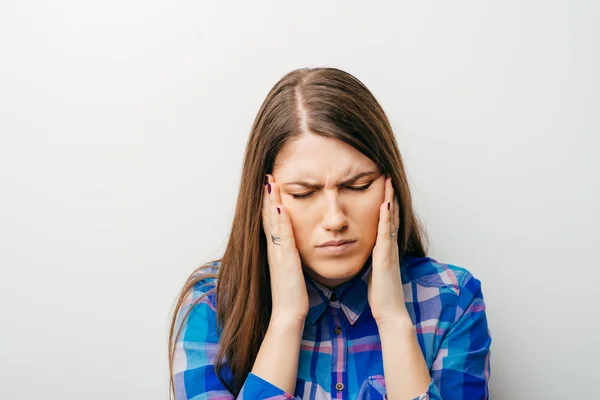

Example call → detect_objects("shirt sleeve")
357 271 491 400
419 271 493 400
172 282 301 400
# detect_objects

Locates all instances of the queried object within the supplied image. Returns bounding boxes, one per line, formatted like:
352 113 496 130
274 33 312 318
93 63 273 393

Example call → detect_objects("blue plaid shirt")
173 255 492 399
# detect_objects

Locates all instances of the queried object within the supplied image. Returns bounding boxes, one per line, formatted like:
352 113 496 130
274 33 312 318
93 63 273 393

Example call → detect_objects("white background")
1 1 598 399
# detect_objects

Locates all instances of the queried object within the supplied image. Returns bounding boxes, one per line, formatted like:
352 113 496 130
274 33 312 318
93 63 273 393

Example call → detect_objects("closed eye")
290 184 372 199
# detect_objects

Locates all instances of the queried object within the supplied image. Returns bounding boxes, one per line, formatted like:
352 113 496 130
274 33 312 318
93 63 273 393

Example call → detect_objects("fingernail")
387 202 390 210
268 183 271 194
264 175 268 185
277 206 281 215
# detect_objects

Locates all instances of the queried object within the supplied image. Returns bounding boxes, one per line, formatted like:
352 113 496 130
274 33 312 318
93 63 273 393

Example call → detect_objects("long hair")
168 67 429 398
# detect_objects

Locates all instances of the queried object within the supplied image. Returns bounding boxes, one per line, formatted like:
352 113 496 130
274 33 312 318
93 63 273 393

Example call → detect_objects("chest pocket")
356 375 387 399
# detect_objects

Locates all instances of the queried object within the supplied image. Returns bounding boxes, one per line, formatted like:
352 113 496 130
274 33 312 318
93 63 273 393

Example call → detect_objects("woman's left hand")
367 176 411 325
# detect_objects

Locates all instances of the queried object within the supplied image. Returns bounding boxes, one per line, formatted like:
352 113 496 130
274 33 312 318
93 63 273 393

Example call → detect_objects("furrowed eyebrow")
282 170 379 189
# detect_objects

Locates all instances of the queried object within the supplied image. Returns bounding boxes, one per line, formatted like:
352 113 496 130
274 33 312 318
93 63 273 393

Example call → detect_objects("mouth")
318 239 356 247
316 240 357 255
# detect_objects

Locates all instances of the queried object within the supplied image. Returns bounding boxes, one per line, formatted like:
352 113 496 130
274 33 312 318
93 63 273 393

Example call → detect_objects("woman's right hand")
262 174 309 325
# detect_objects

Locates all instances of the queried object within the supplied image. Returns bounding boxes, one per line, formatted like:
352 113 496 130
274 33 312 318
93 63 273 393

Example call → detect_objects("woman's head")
247 67 425 287
270 133 385 288
169 67 427 397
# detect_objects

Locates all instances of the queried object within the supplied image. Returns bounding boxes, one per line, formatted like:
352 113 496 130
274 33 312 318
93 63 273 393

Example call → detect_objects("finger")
262 175 272 241
393 193 400 233
377 177 394 244
388 177 394 234
268 179 281 253
393 193 400 259
275 202 298 254
269 180 298 253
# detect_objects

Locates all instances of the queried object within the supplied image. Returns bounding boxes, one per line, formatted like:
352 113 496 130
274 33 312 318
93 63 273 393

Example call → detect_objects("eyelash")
290 184 372 200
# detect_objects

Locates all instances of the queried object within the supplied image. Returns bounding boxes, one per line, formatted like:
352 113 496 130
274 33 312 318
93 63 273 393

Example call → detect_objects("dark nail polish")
388 202 390 210
264 175 268 185
277 206 281 215
267 183 271 194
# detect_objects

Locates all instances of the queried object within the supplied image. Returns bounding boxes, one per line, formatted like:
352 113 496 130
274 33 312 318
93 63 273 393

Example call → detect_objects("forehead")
273 134 375 179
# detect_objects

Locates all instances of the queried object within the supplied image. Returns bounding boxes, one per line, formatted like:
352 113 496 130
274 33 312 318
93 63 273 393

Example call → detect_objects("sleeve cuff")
238 372 301 399
410 378 442 400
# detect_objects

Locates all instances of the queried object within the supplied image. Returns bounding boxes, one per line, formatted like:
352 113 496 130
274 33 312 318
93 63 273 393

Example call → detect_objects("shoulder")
400 255 490 349
188 260 221 305
401 254 483 298
177 261 222 332
172 262 225 388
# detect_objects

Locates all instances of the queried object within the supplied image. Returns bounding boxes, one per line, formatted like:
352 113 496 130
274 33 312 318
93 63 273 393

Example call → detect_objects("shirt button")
334 325 342 335
335 383 344 391
330 292 337 302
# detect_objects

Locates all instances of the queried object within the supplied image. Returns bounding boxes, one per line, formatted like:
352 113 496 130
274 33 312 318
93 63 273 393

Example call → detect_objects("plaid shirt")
173 255 492 399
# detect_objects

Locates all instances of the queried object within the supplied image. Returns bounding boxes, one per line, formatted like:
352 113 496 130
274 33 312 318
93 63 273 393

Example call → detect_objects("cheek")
359 187 384 212
366 203 382 229
354 194 383 233
284 207 310 243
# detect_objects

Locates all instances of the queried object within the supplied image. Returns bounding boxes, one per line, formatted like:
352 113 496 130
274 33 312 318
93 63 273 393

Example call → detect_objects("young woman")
168 67 492 400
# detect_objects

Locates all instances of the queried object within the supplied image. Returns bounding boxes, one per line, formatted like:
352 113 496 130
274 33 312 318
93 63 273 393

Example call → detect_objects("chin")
303 255 368 288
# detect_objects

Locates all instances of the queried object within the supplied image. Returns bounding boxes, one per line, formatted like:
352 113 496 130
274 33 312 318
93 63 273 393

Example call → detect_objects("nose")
321 191 348 232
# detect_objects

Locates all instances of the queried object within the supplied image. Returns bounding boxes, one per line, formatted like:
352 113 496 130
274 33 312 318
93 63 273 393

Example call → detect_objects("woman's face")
271 133 386 288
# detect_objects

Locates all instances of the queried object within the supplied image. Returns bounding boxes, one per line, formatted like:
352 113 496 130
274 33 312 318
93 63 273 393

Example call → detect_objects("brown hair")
168 67 428 398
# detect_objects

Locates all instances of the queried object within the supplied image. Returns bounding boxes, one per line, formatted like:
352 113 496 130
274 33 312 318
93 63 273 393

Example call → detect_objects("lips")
318 239 355 247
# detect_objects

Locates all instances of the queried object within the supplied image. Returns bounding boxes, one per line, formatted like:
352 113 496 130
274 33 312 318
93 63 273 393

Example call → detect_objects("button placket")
330 307 347 399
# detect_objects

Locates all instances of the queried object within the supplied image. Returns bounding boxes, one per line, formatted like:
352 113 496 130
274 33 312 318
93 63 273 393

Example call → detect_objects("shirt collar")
304 255 373 326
